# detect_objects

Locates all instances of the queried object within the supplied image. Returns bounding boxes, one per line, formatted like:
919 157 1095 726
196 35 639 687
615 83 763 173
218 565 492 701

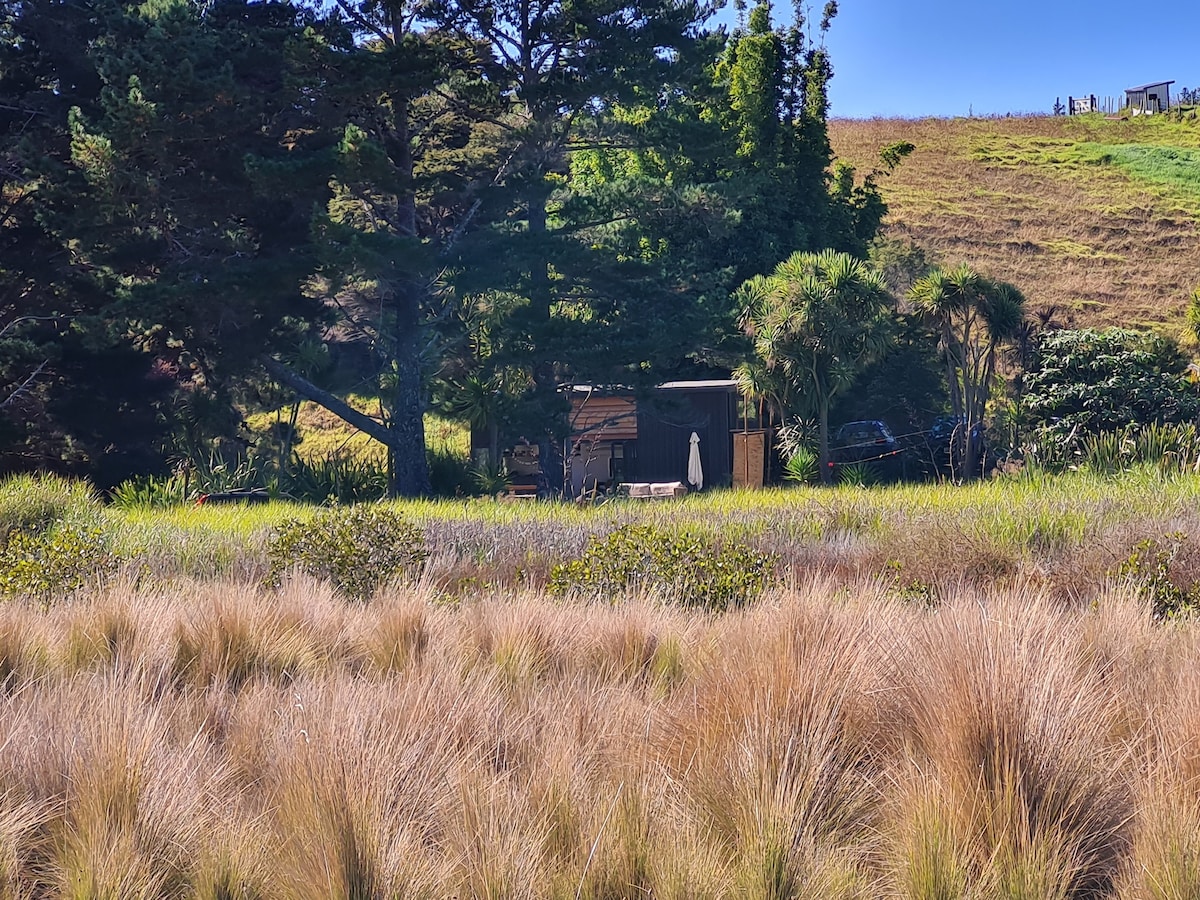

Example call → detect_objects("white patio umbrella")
687 431 703 491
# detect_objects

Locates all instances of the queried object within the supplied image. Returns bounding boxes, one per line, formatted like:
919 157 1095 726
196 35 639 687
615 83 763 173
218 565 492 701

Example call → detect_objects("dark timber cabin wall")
630 381 737 486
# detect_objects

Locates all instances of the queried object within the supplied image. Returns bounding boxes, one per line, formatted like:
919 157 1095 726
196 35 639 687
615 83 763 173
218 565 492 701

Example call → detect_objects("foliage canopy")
1023 328 1200 462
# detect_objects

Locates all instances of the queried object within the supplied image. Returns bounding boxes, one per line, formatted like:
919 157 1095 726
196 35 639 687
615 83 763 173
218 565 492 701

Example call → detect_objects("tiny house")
566 380 739 493
1124 81 1174 114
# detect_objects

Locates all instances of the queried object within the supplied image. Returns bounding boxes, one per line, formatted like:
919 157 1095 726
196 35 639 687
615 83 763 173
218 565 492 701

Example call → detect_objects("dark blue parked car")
830 420 905 480
926 414 985 475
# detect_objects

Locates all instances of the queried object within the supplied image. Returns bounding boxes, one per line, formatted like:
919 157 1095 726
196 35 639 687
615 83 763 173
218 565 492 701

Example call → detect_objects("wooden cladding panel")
569 396 638 441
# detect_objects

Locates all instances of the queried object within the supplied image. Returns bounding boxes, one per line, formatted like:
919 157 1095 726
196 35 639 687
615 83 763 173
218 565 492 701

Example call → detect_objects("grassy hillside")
830 113 1200 334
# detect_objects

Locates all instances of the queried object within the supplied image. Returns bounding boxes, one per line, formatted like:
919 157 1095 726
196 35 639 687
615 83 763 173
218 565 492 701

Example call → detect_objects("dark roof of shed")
1125 81 1175 91
567 379 737 394
657 380 737 390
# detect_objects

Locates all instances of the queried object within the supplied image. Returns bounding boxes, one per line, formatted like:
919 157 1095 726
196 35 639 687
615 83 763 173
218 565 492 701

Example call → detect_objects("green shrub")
266 506 429 601
0 476 117 603
1114 532 1200 621
836 461 877 487
548 523 777 611
284 455 388 504
427 446 473 497
111 451 394 507
1081 423 1200 476
1024 329 1200 466
776 418 818 461
0 524 120 602
0 474 101 534
468 460 512 496
109 472 192 508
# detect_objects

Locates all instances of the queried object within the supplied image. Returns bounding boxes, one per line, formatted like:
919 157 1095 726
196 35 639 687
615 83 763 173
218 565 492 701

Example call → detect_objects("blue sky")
713 0 1200 119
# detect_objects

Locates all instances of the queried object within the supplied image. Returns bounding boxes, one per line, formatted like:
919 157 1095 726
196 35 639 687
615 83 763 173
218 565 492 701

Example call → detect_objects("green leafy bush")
783 448 819 485
548 524 777 611
0 476 118 602
266 506 429 601
1024 329 1200 466
1114 532 1200 620
0 525 120 602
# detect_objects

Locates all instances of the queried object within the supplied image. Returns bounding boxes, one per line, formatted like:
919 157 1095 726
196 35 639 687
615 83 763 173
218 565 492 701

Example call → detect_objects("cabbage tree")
738 250 893 484
908 265 1025 478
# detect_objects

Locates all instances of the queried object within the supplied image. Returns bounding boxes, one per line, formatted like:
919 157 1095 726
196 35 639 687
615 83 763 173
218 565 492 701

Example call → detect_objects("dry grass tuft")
884 587 1134 898
0 573 1197 896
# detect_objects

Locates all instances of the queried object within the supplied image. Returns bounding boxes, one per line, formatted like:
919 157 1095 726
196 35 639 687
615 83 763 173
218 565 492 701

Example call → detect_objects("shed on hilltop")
1125 81 1174 113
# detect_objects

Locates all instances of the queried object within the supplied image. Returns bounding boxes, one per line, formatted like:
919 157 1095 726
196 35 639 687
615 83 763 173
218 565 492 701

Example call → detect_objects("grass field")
2 576 1197 899
830 113 1200 335
93 466 1200 602
4 472 1200 895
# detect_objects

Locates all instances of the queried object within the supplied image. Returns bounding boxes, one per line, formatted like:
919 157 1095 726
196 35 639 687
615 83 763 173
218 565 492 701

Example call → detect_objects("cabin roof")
1125 81 1175 92
568 379 737 394
657 379 738 390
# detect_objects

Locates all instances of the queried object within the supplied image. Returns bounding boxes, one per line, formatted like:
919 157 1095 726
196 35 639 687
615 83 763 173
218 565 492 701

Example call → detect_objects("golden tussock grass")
0 575 1196 897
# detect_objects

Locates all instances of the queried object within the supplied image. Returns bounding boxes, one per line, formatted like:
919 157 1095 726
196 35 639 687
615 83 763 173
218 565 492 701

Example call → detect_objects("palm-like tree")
732 359 787 430
1186 285 1200 345
909 265 1025 478
738 249 893 484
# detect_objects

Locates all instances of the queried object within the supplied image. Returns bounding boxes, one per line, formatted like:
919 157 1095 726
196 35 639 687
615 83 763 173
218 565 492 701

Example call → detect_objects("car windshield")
931 416 969 436
839 423 890 443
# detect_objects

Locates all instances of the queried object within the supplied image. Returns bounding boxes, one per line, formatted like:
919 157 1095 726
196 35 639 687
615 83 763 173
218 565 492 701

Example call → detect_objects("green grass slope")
830 113 1200 334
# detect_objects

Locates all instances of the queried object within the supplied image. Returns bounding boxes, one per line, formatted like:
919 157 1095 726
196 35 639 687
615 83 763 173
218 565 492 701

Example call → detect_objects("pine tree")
0 0 179 482
566 1 902 375
56 0 463 495
424 0 719 447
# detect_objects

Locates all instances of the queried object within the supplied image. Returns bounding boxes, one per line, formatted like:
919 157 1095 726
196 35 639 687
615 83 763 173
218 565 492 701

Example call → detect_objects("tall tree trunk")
528 187 550 323
374 45 429 497
818 396 832 486
388 281 431 497
527 179 562 494
487 419 499 468
527 182 555 393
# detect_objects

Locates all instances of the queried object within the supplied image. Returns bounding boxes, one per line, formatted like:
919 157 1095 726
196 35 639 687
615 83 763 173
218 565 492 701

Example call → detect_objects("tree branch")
261 356 399 448
332 0 393 45
0 315 61 341
0 360 48 410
